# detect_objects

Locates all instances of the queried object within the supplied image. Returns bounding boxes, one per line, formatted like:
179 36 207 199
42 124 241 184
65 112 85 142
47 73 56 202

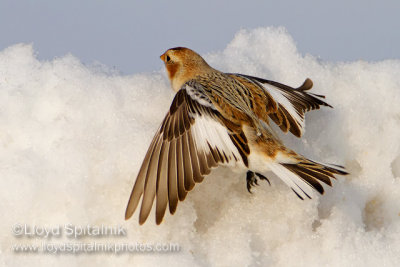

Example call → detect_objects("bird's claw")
255 172 271 186
246 171 271 193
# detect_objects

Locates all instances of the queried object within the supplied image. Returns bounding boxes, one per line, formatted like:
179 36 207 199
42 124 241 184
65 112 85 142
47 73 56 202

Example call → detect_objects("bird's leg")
246 171 271 193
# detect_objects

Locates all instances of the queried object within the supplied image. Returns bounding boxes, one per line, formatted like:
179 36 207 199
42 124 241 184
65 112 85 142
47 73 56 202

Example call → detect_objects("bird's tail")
268 157 348 200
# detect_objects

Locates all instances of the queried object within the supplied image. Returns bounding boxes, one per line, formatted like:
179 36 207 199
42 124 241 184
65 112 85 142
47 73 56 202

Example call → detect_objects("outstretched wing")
125 81 248 225
230 74 332 137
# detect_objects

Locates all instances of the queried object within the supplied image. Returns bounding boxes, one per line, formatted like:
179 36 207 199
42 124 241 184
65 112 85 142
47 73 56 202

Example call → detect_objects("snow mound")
1 27 400 266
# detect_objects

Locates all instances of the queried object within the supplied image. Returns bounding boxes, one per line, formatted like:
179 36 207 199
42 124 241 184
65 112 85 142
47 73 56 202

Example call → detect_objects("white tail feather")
268 163 315 199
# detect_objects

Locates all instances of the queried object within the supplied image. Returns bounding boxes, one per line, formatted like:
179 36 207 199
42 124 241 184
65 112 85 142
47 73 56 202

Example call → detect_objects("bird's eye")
166 55 171 62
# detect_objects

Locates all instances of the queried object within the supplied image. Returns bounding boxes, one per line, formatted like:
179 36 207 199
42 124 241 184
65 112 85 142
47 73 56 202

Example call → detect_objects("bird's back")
192 72 265 129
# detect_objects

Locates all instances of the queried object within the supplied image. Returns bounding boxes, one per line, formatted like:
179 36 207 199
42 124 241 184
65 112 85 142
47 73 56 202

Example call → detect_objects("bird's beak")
160 53 165 62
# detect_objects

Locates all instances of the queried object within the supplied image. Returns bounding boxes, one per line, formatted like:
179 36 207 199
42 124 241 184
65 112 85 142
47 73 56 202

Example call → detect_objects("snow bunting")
125 47 348 225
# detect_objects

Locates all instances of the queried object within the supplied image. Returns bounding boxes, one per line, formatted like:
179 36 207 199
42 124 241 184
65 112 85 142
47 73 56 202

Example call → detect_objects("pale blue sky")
0 0 399 73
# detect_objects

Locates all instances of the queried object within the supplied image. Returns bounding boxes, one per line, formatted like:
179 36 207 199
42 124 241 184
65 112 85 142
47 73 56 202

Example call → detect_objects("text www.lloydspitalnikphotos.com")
11 223 180 254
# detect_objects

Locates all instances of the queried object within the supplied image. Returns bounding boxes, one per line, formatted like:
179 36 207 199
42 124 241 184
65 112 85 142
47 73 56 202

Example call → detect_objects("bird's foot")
246 171 271 193
246 171 257 193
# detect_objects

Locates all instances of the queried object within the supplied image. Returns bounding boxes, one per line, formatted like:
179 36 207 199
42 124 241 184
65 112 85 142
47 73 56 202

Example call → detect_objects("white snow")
1 27 400 266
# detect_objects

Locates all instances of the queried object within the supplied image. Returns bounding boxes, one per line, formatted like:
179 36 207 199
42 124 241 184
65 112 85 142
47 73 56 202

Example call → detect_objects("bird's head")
160 47 213 91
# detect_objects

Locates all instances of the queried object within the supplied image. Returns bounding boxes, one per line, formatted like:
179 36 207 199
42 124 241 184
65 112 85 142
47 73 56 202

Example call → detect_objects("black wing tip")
239 73 334 109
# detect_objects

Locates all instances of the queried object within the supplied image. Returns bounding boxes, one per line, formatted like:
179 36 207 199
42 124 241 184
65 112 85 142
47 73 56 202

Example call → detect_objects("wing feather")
139 135 163 224
182 132 195 191
230 74 332 137
176 136 187 201
187 130 204 182
155 141 169 224
168 139 178 214
126 82 246 224
125 127 160 220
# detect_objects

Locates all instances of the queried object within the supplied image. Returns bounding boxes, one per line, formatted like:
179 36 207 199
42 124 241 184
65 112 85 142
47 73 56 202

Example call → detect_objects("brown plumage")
125 47 348 225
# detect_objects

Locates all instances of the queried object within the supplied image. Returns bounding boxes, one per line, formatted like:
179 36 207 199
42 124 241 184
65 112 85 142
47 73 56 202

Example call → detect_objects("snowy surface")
1 27 400 266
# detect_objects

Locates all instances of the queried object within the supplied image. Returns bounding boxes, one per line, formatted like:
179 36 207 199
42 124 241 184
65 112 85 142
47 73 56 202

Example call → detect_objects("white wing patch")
184 83 244 167
260 83 305 132
191 113 243 167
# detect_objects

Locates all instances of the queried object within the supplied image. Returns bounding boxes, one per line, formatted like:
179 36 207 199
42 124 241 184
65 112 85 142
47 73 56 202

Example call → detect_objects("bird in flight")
125 47 347 225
